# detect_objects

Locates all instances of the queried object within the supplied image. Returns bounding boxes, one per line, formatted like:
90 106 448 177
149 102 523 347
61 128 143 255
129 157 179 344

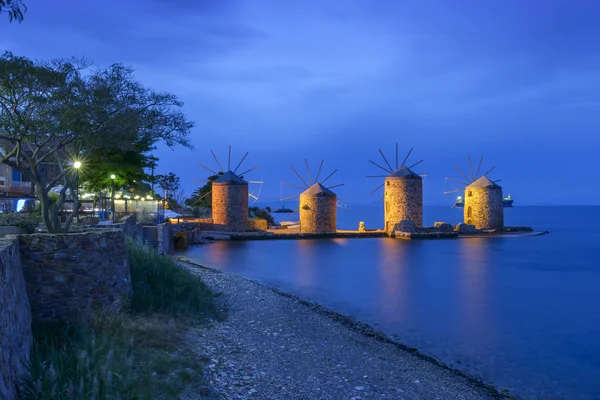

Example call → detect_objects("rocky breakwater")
392 220 459 239
0 238 32 400
18 230 132 323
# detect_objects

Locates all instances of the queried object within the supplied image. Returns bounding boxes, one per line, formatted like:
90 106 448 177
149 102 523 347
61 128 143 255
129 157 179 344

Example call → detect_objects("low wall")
18 230 132 323
247 218 268 231
0 238 33 400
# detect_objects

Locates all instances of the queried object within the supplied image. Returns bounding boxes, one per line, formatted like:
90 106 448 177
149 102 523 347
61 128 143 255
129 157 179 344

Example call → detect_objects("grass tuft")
19 240 224 399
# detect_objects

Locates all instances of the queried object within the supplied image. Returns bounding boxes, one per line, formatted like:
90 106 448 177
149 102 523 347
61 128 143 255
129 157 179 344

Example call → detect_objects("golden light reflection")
377 238 409 323
457 238 493 335
295 240 318 288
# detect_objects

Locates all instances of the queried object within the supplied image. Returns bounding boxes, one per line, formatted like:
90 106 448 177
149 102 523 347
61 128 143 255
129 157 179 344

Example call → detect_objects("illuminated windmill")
444 156 504 229
367 145 424 233
281 159 344 234
195 146 262 232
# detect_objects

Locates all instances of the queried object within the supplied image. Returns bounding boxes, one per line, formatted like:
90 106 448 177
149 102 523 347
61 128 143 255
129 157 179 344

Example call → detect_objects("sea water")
182 206 600 400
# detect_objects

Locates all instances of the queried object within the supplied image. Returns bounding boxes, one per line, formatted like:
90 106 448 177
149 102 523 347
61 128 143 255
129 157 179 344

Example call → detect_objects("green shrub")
126 239 223 319
0 212 41 232
249 206 275 227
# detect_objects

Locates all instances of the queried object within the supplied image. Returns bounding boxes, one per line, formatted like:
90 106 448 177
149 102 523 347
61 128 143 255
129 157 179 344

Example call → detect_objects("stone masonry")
464 186 504 229
18 230 132 323
384 176 423 233
0 238 32 400
299 195 337 234
212 182 249 232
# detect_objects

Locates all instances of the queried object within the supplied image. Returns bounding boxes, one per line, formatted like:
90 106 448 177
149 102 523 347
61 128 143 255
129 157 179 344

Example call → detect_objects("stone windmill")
367 145 424 233
444 156 504 229
281 159 344 234
195 146 262 232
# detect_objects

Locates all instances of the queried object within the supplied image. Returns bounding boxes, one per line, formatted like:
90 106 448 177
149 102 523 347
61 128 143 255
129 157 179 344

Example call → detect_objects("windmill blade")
400 147 413 167
320 169 338 185
290 207 300 218
396 143 399 169
280 195 299 201
475 156 483 179
366 175 388 178
196 190 212 201
233 151 249 173
239 164 260 177
445 177 469 186
192 179 211 183
290 166 310 188
378 149 393 172
228 145 231 171
468 155 474 181
369 160 391 173
248 180 264 184
483 165 496 177
444 189 463 194
327 183 345 189
249 193 259 200
370 182 384 194
210 150 224 172
493 179 503 183
198 163 218 175
305 159 312 185
454 164 471 183
379 192 385 202
407 159 423 169
281 181 305 190
420 174 427 177
314 159 324 183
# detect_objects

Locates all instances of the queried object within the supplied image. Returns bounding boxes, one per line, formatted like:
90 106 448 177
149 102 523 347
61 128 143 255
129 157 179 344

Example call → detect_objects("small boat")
454 194 514 208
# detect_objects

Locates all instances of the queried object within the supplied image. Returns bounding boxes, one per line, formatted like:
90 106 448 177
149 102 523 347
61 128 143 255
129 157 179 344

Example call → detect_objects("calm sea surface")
182 206 600 400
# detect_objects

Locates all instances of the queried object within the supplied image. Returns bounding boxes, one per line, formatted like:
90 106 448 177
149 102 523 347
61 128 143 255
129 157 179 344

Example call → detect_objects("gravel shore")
178 259 511 400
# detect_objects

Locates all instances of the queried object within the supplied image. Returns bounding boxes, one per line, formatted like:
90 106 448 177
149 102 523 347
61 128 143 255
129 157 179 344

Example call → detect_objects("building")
464 176 504 229
299 182 337 234
211 170 249 232
384 166 423 233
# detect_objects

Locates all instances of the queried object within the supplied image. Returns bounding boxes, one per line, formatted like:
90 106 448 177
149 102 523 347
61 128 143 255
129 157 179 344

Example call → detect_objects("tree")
187 172 221 208
0 52 193 232
1 0 26 22
156 172 180 209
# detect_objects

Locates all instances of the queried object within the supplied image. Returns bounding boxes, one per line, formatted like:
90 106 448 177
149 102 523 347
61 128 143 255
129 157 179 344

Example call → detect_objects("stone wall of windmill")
384 176 423 233
212 181 249 232
299 188 337 234
464 183 504 229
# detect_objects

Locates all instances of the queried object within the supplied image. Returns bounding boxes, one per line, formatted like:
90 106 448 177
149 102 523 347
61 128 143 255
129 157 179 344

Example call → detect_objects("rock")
434 222 454 232
454 223 476 233
394 220 417 233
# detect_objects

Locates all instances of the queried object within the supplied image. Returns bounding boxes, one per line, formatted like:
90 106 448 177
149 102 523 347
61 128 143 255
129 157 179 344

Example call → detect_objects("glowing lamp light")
110 174 116 180
73 161 82 169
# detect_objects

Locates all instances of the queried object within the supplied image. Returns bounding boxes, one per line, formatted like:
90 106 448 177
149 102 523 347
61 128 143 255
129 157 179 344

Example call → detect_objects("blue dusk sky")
2 0 599 205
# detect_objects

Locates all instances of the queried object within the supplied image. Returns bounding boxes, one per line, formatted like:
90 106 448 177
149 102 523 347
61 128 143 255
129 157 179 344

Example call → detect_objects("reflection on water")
377 239 410 325
184 207 600 400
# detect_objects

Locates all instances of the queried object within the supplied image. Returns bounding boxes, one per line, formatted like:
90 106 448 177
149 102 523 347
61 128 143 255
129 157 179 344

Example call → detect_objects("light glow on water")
183 206 600 400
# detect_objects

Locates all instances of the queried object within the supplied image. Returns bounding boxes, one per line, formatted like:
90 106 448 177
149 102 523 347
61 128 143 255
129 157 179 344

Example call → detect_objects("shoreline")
175 256 516 399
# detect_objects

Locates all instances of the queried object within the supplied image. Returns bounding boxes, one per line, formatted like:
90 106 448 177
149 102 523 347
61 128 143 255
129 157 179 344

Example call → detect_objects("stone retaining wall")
248 218 268 231
0 238 32 400
18 230 132 323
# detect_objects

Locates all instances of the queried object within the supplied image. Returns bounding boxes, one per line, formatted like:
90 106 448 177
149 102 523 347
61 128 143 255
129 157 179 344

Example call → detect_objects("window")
467 191 472 197
0 176 5 187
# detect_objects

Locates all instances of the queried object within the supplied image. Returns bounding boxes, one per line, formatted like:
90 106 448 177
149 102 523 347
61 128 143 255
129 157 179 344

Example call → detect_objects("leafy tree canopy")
0 0 26 22
0 52 193 232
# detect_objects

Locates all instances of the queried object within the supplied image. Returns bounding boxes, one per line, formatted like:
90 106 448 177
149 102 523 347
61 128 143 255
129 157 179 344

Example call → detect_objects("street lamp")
110 174 116 223
73 161 82 222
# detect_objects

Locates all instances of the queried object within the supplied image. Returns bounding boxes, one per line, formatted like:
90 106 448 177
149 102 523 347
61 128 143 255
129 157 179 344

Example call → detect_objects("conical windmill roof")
466 175 502 189
301 182 336 198
386 166 422 180
213 170 247 185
